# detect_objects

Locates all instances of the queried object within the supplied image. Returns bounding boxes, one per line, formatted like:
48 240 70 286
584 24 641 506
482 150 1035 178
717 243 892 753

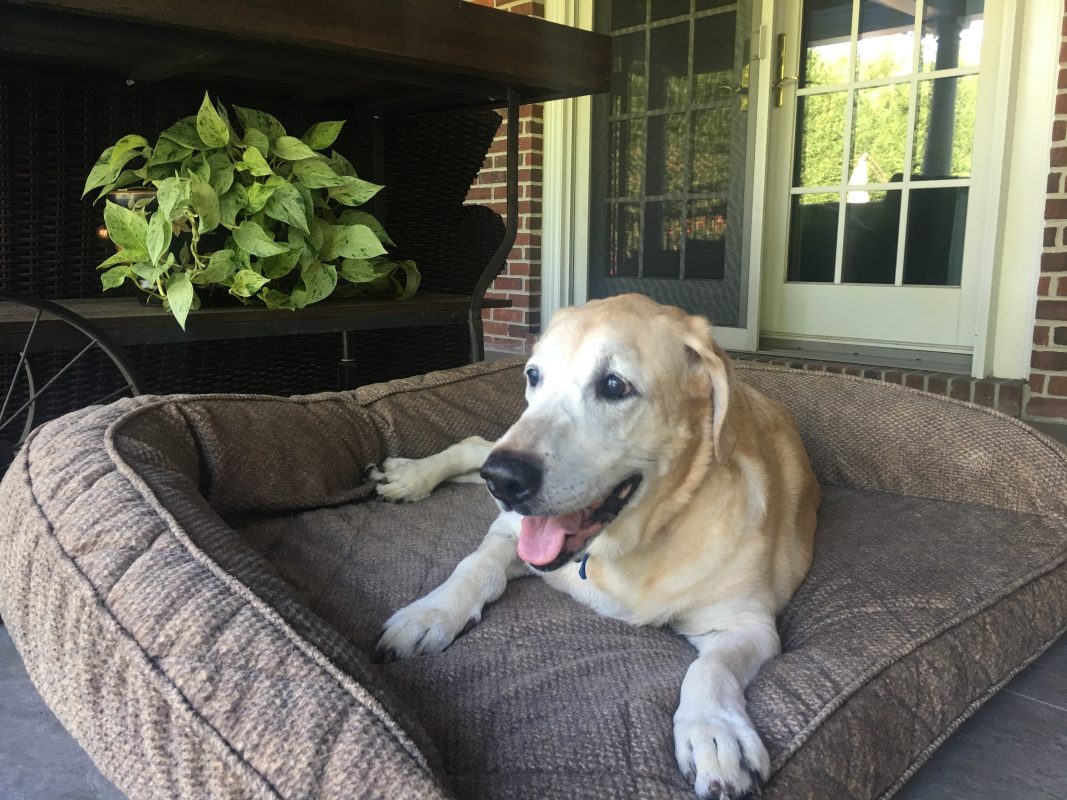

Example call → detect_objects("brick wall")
465 0 544 356
1029 6 1067 426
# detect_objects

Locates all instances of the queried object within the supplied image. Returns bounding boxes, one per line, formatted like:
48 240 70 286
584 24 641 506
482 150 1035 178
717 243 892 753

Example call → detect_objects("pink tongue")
518 512 583 565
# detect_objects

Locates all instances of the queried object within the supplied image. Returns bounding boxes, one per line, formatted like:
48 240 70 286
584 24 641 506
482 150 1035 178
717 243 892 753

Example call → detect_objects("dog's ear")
682 317 736 463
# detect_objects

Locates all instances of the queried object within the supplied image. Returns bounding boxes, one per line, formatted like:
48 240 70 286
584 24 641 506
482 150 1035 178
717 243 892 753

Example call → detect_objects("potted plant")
83 92 419 329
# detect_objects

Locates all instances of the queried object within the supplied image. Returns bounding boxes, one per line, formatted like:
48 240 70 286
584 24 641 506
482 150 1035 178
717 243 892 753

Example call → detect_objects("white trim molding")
542 0 593 328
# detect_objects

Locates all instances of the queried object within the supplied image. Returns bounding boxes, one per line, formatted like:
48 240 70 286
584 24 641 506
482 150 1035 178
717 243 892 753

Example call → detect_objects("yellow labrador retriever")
373 294 820 799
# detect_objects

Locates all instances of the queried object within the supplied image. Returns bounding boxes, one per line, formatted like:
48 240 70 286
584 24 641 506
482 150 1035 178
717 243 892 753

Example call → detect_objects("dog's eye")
598 373 632 400
526 367 541 388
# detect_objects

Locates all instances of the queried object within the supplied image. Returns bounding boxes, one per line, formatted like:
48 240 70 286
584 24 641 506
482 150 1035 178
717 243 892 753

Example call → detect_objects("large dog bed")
1 359 1065 799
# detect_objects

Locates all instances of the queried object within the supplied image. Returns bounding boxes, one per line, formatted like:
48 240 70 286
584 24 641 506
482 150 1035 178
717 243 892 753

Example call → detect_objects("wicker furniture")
0 0 609 411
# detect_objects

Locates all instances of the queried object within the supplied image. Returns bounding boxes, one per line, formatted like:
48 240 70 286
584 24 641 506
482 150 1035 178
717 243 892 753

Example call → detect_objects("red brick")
1048 376 1067 397
1039 275 1053 297
948 377 972 401
1026 395 1067 419
1055 120 1067 142
1052 146 1067 167
492 276 524 291
1035 325 1051 346
905 373 926 389
1032 350 1067 370
1036 299 1067 320
883 370 906 384
926 374 949 395
482 320 510 336
510 293 539 308
1046 197 1067 218
1046 227 1059 247
1043 251 1067 272
1055 326 1067 345
1057 92 1067 114
1031 373 1047 394
1059 70 1067 90
973 380 996 408
1057 276 1067 296
465 186 492 202
1050 171 1063 194
996 381 1023 417
491 308 525 323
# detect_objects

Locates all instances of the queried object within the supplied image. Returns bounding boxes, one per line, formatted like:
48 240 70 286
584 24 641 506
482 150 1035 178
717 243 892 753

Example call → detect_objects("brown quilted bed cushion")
0 359 1065 800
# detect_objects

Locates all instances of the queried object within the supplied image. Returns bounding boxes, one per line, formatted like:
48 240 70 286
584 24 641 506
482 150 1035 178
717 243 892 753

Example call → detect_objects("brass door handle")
774 33 796 108
719 63 750 111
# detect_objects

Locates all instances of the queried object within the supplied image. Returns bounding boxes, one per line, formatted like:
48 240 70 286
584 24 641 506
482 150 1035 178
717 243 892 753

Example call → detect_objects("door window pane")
903 187 968 286
649 23 690 109
644 200 684 278
647 114 687 195
912 75 978 180
697 0 734 9
691 108 732 193
856 0 915 82
788 193 840 282
920 1 984 73
850 82 910 183
800 0 852 87
611 0 645 31
842 190 899 283
686 200 727 279
795 92 847 187
692 13 737 104
652 0 690 22
610 119 645 197
610 203 642 277
610 32 646 115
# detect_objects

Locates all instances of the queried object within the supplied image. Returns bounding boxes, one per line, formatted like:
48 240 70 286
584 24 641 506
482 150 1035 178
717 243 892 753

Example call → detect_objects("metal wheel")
1 292 143 469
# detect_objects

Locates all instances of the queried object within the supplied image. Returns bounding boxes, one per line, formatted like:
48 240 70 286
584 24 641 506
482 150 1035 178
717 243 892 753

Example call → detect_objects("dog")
372 294 820 799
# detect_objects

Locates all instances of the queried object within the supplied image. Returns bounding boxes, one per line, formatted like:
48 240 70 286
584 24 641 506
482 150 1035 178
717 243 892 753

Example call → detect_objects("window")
788 0 985 287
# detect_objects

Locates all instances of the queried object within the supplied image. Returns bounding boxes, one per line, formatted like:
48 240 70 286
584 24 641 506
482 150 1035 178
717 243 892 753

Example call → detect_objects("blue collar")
578 553 590 580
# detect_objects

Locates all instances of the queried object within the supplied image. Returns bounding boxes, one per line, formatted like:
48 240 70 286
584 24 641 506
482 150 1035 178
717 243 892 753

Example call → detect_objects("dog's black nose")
481 451 543 507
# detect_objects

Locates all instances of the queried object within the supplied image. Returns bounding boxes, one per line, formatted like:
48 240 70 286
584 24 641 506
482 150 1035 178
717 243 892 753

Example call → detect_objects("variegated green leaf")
196 92 229 147
302 121 345 150
229 268 270 297
320 223 387 261
263 181 309 234
192 250 236 284
242 146 273 177
290 158 345 188
328 175 383 207
159 116 205 149
274 135 318 161
232 220 288 256
103 200 148 252
166 271 194 330
338 210 394 246
146 212 172 266
100 266 131 290
233 105 286 143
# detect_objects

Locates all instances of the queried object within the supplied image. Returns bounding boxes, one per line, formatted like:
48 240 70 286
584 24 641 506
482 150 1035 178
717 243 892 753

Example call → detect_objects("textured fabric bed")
1 359 1065 800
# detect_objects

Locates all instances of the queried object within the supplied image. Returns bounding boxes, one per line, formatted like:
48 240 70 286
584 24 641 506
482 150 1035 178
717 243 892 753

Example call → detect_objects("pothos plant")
83 92 419 329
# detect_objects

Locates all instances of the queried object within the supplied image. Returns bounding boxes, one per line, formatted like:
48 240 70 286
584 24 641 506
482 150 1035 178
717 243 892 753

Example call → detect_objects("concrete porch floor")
1 622 1065 799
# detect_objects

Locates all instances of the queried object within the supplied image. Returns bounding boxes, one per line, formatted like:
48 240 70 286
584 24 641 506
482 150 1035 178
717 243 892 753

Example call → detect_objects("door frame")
542 0 1055 379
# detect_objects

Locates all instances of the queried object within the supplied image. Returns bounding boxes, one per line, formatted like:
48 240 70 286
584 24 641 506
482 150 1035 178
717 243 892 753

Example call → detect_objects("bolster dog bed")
0 359 1065 800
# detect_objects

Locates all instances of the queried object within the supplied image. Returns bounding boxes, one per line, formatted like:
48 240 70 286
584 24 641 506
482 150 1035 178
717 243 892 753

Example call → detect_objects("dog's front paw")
373 456 437 503
673 711 770 799
373 600 477 663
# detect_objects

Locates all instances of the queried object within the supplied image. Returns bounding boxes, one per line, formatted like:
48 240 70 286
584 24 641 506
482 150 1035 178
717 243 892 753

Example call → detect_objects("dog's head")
481 294 734 570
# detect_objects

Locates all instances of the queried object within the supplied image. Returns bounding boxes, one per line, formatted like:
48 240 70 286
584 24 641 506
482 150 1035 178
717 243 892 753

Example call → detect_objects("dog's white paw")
373 456 437 503
373 599 477 663
673 710 770 799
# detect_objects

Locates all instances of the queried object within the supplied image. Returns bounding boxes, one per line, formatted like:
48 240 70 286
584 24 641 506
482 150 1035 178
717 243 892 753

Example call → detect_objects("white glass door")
761 0 991 364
